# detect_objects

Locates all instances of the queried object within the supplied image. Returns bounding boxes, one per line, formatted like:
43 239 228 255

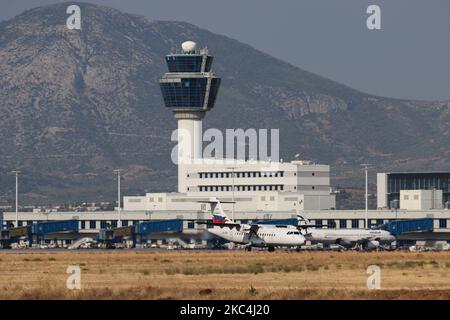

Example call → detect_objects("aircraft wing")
296 224 316 230
194 220 262 234
194 220 243 229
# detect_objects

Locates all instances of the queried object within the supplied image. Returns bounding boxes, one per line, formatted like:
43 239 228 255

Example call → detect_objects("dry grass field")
0 250 450 300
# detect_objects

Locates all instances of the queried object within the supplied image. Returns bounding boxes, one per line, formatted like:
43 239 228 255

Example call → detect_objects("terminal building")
124 41 335 212
377 172 450 209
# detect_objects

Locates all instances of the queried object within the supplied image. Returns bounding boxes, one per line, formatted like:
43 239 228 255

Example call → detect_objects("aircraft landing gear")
268 246 275 252
245 246 252 252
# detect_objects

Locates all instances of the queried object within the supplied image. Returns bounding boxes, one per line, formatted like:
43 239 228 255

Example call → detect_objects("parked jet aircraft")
197 198 305 251
296 215 395 250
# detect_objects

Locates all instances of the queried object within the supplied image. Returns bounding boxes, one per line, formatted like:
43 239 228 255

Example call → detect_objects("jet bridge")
98 219 184 248
0 220 79 248
0 226 33 248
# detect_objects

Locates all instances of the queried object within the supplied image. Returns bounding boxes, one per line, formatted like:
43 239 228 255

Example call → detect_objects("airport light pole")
11 170 20 227
114 169 122 227
360 164 371 229
227 167 237 221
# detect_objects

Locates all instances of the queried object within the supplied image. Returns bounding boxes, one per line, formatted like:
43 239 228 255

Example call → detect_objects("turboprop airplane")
196 197 305 252
296 215 395 250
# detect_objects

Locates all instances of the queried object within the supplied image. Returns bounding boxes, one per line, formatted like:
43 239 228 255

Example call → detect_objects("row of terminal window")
3 220 139 229
5 219 449 230
313 219 449 229
198 171 284 179
199 185 284 192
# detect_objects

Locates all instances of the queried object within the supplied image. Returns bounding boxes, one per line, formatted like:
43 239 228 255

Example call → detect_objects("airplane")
296 215 396 250
196 197 305 252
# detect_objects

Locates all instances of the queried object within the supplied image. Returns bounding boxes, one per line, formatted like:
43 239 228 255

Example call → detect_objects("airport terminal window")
187 222 195 229
160 77 218 108
122 220 129 227
100 221 107 229
18 221 23 226
26 220 32 226
376 219 383 226
351 219 359 229
111 220 117 228
80 221 85 229
166 55 203 72
90 220 96 229
339 219 347 229
439 219 447 229
315 220 323 228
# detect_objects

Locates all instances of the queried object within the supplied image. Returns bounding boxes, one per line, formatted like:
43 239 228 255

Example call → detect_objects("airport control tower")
159 41 221 192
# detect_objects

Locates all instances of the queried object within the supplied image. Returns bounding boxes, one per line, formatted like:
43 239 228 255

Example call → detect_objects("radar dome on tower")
181 41 197 53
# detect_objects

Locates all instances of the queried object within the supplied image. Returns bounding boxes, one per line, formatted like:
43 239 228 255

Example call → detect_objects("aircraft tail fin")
297 214 310 225
198 197 235 224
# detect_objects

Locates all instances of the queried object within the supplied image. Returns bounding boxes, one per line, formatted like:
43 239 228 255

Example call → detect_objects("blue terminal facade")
159 47 221 112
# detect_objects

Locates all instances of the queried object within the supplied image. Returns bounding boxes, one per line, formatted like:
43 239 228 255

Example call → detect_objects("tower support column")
175 112 204 192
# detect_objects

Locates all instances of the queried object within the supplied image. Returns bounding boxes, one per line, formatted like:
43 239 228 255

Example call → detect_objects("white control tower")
159 41 221 192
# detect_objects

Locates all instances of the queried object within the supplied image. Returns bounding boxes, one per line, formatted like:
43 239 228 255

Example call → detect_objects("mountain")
0 2 449 206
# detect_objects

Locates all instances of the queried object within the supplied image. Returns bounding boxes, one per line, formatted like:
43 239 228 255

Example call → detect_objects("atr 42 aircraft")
197 198 305 252
297 216 396 250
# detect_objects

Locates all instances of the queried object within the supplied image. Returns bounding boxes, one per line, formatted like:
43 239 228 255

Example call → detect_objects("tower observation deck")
159 41 221 192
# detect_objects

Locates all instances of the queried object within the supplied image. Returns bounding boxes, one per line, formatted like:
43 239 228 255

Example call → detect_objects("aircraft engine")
336 239 353 248
366 240 380 250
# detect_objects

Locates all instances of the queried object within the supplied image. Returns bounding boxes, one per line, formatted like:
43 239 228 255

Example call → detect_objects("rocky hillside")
0 2 449 205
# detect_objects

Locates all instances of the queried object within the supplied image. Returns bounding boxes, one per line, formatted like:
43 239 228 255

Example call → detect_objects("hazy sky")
1 0 450 101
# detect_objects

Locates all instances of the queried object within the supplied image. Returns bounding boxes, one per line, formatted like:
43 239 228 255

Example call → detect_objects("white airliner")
297 216 395 250
197 198 305 252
